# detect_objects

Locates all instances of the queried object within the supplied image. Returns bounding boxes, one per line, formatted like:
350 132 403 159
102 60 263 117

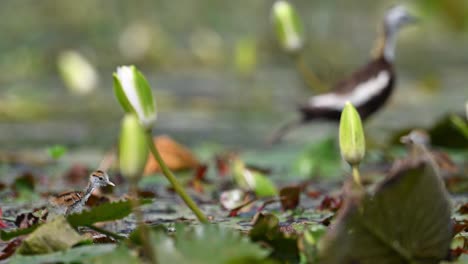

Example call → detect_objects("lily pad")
154 224 270 264
319 158 453 263
18 216 84 255
9 244 116 264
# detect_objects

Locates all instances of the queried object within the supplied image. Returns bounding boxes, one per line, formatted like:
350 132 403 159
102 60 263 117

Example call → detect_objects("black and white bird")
270 5 417 143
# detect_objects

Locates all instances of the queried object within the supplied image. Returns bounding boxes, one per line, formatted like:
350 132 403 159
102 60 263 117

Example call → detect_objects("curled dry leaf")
144 135 199 175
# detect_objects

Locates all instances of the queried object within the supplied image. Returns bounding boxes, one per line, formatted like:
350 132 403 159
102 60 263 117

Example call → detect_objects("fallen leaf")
14 211 45 229
0 238 23 261
279 185 301 210
319 158 453 263
0 208 8 229
18 216 85 255
318 195 342 212
144 135 200 175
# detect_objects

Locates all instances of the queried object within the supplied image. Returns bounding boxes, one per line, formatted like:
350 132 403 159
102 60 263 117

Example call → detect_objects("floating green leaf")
89 245 141 264
18 216 85 255
154 224 270 264
250 213 300 263
9 244 116 264
1 225 40 241
319 159 452 263
67 199 152 227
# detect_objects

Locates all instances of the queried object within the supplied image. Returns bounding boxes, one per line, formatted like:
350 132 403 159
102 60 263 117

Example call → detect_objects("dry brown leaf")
143 135 199 175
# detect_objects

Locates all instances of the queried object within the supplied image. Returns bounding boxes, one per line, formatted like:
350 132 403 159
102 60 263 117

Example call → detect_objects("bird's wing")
49 191 84 207
306 58 394 110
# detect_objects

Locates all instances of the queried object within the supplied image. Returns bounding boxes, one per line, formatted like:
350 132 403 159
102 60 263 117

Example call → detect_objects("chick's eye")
98 176 103 180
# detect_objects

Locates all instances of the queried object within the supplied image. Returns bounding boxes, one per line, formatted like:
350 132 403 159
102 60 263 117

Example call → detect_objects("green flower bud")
119 114 149 180
272 0 304 54
339 102 366 166
57 50 98 95
113 65 157 129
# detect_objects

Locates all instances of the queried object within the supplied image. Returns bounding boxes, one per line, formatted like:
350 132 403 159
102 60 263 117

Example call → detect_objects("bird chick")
49 170 115 215
400 129 458 176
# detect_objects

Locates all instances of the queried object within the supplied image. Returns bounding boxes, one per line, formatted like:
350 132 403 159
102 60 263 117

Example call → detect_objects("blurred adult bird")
270 5 417 143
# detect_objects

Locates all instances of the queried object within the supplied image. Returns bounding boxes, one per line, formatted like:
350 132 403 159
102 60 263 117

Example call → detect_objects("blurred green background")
0 0 466 149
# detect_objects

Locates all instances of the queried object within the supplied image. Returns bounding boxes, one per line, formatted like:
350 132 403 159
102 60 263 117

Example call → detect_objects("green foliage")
299 224 327 264
67 199 151 227
339 102 365 166
429 114 468 149
89 245 141 264
153 224 271 264
9 245 116 264
18 216 85 255
119 114 149 180
250 213 300 263
234 38 257 76
46 145 67 160
293 137 342 178
450 114 468 139
233 159 278 197
1 225 40 241
319 159 452 263
1 200 151 241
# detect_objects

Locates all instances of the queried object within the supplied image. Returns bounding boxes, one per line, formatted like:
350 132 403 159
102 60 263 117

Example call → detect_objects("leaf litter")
0 128 466 263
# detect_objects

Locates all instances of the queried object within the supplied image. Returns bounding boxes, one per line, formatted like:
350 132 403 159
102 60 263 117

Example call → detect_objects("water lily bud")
113 65 157 129
339 102 366 166
57 50 98 95
119 114 149 180
272 0 304 54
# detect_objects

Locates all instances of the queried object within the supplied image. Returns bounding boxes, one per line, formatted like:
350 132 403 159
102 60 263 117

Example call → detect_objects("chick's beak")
107 180 116 187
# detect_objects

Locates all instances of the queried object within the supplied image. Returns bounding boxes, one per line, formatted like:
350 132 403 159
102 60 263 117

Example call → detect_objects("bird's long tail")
266 117 303 145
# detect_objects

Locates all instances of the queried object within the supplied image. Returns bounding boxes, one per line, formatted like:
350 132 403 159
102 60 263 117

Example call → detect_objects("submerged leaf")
18 216 84 255
319 158 453 263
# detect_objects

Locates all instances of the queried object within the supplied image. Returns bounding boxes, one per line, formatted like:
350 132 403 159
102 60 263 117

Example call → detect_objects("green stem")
352 165 362 187
294 54 329 93
85 225 126 241
130 184 158 264
145 133 208 223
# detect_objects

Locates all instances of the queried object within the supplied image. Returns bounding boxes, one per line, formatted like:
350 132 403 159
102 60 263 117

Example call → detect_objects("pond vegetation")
0 1 467 263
